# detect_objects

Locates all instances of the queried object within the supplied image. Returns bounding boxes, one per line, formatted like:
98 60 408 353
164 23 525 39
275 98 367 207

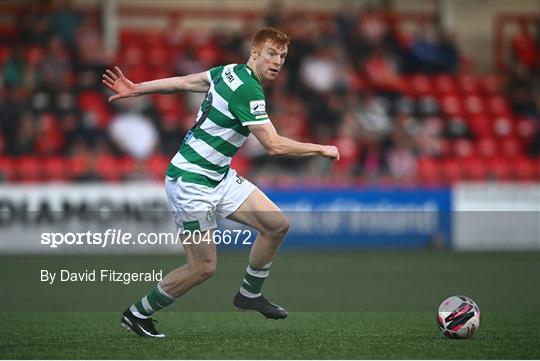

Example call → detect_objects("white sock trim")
130 305 150 319
157 283 176 300
239 287 261 298
246 266 269 278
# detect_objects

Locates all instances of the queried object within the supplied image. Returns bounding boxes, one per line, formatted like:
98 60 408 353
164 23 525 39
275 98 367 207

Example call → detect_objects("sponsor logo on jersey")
249 100 266 116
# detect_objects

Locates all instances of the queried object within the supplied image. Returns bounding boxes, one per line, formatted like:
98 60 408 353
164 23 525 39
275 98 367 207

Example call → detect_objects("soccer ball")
437 295 480 339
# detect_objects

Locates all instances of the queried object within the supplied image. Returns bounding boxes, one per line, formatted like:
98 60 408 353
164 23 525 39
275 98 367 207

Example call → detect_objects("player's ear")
250 46 258 59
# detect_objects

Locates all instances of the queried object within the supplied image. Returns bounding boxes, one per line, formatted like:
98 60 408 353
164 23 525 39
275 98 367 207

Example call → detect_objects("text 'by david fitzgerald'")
40 269 163 285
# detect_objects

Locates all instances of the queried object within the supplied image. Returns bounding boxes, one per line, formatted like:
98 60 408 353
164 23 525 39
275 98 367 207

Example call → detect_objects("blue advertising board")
220 187 452 249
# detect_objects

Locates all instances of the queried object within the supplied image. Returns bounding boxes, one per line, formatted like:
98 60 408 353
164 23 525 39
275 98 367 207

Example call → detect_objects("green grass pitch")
1 250 539 359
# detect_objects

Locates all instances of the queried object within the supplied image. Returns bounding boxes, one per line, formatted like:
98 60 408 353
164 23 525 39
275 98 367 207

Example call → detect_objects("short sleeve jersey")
166 64 270 188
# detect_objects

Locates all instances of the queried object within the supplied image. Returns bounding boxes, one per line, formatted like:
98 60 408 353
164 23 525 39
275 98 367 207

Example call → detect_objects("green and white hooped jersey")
166 64 270 188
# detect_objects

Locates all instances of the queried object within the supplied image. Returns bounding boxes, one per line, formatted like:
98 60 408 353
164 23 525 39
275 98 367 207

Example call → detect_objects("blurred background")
0 0 539 320
0 0 539 186
0 0 539 254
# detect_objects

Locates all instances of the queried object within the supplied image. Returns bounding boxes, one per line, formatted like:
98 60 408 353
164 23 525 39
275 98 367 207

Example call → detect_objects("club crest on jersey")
249 100 266 116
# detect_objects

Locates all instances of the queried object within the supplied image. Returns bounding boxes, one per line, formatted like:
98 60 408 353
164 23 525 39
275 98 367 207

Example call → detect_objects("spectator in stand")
47 0 83 51
506 66 540 120
355 136 386 183
405 27 441 74
386 127 417 182
40 36 71 90
3 46 39 89
435 29 460 74
300 45 344 94
10 111 37 156
512 21 537 72
18 2 51 46
363 46 406 96
108 109 159 160
355 91 392 140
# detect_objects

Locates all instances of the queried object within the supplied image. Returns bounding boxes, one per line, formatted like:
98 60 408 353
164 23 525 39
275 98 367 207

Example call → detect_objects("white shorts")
165 168 257 232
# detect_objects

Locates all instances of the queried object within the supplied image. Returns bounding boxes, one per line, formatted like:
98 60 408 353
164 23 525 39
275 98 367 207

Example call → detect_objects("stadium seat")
0 156 16 182
410 74 433 96
78 91 111 128
146 155 170 180
117 157 136 178
434 75 457 95
95 155 122 182
43 157 69 181
476 137 499 159
492 116 514 138
120 45 145 67
463 95 485 116
441 158 462 185
66 155 87 180
452 139 475 158
512 157 536 181
462 156 487 180
486 95 511 116
469 114 492 138
16 156 43 183
457 74 480 95
440 94 463 117
499 137 522 158
417 157 440 185
486 157 511 181
480 74 502 95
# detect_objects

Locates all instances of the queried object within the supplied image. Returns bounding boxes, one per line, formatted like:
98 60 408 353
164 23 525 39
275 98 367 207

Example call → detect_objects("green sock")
130 283 175 318
239 262 272 298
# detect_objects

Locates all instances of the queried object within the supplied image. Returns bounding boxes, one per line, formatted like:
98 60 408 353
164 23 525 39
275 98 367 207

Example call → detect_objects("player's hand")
102 66 137 102
321 145 340 161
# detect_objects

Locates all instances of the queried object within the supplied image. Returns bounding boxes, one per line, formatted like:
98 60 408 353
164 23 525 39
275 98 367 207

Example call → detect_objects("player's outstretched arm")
102 66 210 102
249 123 340 160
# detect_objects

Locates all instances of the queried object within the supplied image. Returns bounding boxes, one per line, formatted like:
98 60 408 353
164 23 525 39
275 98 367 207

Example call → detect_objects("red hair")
251 27 291 49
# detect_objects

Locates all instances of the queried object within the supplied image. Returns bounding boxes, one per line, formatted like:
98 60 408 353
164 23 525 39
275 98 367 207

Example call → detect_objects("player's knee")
191 261 216 284
277 217 290 236
264 216 289 239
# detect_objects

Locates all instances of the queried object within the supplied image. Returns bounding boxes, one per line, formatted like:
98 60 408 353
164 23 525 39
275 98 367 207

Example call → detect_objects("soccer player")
103 27 340 337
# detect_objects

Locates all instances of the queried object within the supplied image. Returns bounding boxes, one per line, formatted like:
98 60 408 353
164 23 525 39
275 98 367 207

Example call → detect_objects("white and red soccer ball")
437 295 481 339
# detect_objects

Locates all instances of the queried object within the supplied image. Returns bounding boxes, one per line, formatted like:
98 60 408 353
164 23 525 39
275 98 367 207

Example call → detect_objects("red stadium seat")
78 91 111 128
43 157 69 181
95 156 121 182
486 157 510 181
117 157 136 178
120 46 145 67
513 157 536 181
469 115 492 138
417 157 440 185
476 138 498 159
457 74 480 95
410 74 433 96
16 156 43 183
434 75 457 95
453 139 475 158
486 95 511 117
492 116 514 138
441 158 462 185
440 94 463 117
463 95 485 116
0 156 16 182
480 74 502 95
146 47 172 69
67 155 88 180
462 156 487 181
499 137 522 158
146 155 169 180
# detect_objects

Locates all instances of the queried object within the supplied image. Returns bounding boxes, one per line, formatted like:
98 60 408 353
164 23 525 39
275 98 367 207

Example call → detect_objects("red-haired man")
103 27 339 337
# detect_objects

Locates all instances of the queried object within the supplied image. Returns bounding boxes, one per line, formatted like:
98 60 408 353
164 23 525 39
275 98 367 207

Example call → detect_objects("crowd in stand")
1 2 539 185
